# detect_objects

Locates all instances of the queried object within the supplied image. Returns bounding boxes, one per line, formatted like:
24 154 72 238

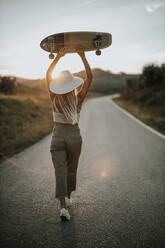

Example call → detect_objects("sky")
0 0 165 79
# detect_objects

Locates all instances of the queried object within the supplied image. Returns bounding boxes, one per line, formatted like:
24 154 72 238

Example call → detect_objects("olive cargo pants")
50 126 82 199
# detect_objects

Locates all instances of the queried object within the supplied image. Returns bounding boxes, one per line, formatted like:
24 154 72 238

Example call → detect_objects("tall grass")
0 84 53 162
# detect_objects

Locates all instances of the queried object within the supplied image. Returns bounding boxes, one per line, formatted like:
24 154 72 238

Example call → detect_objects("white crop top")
52 95 80 124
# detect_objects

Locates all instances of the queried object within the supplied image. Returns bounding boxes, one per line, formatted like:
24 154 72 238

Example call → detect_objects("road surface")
0 95 165 248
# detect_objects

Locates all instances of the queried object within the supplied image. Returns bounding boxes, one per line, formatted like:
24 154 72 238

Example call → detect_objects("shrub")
141 63 165 89
0 76 16 94
126 78 138 89
121 78 139 100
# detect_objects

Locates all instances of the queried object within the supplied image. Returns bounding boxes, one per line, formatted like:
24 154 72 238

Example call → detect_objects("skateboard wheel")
49 53 54 59
96 50 101 56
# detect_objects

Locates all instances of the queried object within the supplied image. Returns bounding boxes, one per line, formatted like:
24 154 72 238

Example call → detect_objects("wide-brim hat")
49 70 84 94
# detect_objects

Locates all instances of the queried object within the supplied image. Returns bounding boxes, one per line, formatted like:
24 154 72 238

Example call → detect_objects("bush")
0 76 16 94
121 78 139 101
124 63 165 91
126 78 139 90
141 63 165 89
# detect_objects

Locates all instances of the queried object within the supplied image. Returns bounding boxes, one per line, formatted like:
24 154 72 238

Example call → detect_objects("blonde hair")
53 89 78 124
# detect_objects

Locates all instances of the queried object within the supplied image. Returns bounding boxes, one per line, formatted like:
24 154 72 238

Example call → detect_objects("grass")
112 96 165 136
0 85 53 162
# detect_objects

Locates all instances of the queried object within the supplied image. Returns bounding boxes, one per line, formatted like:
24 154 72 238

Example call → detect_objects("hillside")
73 68 140 94
15 68 140 94
16 76 46 90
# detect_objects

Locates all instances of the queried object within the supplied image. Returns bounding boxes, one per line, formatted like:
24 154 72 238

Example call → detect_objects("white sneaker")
60 208 71 221
65 197 73 207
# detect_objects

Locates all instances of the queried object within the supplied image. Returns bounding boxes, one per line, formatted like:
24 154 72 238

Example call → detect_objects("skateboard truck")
93 33 102 56
48 37 55 59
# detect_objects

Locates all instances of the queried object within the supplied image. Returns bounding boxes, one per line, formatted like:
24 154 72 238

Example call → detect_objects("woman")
46 46 93 221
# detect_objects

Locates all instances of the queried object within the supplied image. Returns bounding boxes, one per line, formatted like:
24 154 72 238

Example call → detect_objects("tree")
141 63 165 89
0 76 16 94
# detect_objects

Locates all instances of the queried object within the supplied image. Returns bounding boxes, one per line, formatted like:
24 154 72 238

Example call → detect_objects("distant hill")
15 68 140 94
16 77 46 90
73 68 140 94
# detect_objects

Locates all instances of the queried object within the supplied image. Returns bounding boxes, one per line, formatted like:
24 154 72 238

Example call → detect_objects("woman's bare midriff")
53 122 79 128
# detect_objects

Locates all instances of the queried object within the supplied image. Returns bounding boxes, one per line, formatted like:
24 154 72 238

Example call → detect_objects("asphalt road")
0 95 165 248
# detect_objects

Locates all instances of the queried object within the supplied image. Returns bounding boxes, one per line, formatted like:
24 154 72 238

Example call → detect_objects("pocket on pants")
67 134 83 156
75 135 83 144
50 135 65 152
70 132 82 143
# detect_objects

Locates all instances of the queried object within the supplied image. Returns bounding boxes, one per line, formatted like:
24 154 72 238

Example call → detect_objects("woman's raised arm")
77 49 93 104
46 47 66 90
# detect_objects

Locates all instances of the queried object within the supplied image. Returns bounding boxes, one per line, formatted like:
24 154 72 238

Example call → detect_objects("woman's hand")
56 47 66 59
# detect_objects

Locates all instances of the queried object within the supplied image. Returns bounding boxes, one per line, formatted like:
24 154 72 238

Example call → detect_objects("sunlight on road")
91 157 115 180
101 171 106 177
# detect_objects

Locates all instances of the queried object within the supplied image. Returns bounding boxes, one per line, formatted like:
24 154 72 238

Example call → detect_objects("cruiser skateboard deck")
40 31 112 59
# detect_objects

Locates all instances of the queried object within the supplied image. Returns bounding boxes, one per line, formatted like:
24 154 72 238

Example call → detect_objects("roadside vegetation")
0 76 53 162
113 63 165 135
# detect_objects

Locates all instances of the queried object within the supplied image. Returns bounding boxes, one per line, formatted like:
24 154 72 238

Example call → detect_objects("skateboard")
40 31 112 59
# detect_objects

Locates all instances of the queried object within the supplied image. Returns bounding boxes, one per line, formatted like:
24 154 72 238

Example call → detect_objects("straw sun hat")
49 70 84 94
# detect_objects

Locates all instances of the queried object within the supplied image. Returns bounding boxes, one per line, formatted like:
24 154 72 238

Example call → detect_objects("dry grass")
0 85 53 162
112 96 165 135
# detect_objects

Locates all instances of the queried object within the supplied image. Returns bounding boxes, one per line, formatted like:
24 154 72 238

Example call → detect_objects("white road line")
108 94 165 140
